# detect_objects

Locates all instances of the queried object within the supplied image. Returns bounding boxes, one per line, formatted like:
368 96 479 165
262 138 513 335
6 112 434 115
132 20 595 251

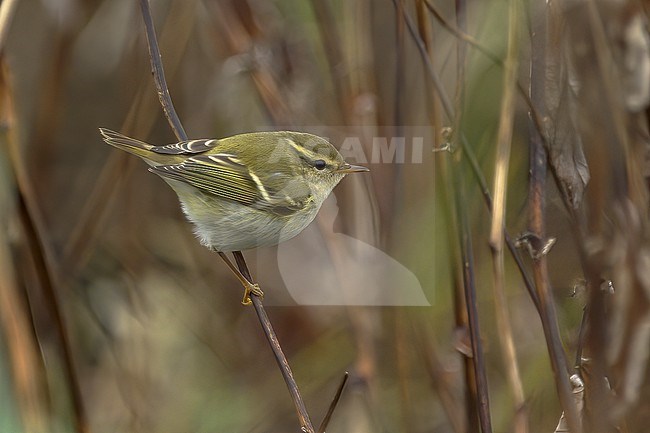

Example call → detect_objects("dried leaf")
544 6 590 210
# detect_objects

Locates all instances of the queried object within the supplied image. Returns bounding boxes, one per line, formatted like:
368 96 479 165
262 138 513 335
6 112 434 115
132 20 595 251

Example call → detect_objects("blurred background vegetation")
0 0 648 432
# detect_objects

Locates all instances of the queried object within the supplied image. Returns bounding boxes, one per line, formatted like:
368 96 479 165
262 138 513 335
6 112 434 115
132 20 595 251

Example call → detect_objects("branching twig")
528 1 581 431
137 1 315 431
395 0 541 313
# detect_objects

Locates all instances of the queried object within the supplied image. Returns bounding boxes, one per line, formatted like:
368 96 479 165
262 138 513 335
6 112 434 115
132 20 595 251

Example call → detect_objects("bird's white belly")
178 192 319 252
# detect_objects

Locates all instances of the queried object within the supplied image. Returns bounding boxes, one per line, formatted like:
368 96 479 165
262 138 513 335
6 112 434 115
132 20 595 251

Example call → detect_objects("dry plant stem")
316 373 349 433
418 327 465 433
394 0 452 116
451 1 482 430
424 0 501 66
401 0 489 427
137 2 315 431
395 311 415 433
0 0 19 50
232 252 315 433
574 307 588 369
0 230 47 433
456 172 494 433
391 0 406 217
1 57 88 433
489 0 519 250
392 5 412 427
399 14 540 430
138 0 187 140
16 168 89 433
528 1 581 431
422 0 550 153
488 0 528 431
2 39 42 433
209 1 291 126
578 4 630 430
453 0 492 430
64 0 196 274
309 0 352 122
413 4 470 429
0 58 48 433
397 2 541 313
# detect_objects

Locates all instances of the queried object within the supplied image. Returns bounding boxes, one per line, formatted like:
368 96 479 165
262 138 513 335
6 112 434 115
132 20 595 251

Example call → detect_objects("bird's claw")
241 282 264 305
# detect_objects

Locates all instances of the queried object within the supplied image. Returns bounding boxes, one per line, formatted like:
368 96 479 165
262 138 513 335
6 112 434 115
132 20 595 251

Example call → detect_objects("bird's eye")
313 159 327 170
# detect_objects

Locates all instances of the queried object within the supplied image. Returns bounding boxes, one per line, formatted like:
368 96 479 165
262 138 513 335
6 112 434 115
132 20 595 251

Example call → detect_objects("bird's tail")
99 128 156 161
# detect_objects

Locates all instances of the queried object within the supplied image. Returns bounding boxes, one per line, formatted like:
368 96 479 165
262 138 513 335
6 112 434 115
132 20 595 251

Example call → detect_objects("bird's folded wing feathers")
150 139 220 154
149 154 309 216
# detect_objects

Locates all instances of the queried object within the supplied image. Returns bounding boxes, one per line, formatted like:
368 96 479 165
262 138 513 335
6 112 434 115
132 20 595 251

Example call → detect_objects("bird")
100 128 369 303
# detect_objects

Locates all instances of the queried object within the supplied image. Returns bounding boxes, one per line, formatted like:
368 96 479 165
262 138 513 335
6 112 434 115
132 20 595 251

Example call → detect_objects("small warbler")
100 129 368 253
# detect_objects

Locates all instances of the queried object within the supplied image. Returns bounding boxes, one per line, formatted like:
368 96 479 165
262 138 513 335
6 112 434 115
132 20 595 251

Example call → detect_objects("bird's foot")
241 282 264 305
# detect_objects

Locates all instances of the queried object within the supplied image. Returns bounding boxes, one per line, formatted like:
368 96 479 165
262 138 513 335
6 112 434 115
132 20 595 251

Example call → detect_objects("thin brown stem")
0 56 48 433
528 1 581 431
418 326 465 433
452 0 492 429
451 1 481 430
138 0 187 141
396 1 541 314
309 0 352 122
316 372 349 433
233 251 315 433
488 0 528 430
137 2 315 431
456 173 493 433
1 55 88 433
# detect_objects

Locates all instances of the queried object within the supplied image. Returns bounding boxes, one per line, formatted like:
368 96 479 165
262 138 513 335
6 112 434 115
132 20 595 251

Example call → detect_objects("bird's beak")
336 163 370 174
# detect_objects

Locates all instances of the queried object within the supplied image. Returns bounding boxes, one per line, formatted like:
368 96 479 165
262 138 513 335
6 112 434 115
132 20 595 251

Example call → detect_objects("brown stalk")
0 0 19 50
528 1 582 432
414 3 468 429
456 169 494 433
0 52 89 433
311 4 382 414
418 326 466 433
488 0 528 431
63 0 196 276
453 0 494 430
0 232 48 433
395 310 415 433
397 0 541 313
137 1 315 431
0 7 46 433
208 0 291 126
394 1 493 429
316 372 349 433
0 58 48 433
451 0 482 430
309 0 353 122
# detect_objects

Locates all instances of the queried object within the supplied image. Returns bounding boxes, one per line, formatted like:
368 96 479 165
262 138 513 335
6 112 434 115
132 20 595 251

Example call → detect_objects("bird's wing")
149 139 221 154
149 154 312 216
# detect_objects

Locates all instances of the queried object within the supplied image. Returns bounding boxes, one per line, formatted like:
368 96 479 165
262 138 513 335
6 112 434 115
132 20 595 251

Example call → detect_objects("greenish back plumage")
99 127 367 251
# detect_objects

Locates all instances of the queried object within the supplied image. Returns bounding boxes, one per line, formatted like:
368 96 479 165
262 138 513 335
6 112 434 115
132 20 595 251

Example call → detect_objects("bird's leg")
216 251 264 305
